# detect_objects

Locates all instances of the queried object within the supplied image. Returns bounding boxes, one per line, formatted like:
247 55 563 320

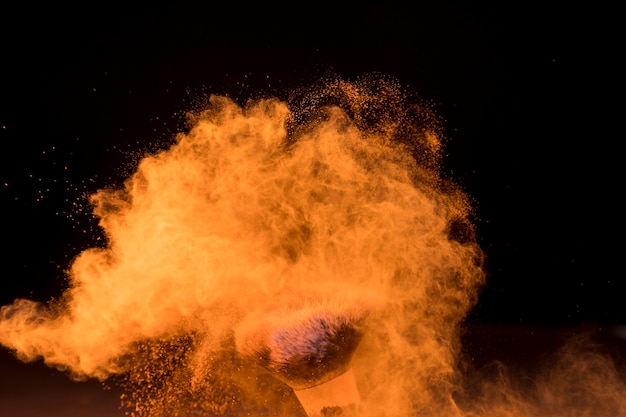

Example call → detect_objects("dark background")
0 3 620 330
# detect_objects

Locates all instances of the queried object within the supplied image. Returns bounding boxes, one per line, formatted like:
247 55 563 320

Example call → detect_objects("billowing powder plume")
2 75 622 417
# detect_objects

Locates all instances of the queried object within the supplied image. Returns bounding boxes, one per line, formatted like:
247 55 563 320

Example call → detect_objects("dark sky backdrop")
0 3 619 327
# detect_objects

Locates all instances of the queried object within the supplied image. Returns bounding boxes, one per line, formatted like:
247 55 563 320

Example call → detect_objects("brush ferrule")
293 368 360 417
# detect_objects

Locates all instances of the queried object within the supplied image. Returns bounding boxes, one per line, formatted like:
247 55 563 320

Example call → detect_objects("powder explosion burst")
1 75 624 417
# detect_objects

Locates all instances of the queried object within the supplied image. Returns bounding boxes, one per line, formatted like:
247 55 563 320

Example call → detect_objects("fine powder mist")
2 75 623 417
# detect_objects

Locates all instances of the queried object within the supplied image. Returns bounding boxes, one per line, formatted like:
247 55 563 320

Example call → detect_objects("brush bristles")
238 308 365 390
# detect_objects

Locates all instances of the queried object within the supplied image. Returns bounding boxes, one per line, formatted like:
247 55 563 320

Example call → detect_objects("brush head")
236 306 366 390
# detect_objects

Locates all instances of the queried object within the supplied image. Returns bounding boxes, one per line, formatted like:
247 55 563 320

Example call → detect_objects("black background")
0 3 620 328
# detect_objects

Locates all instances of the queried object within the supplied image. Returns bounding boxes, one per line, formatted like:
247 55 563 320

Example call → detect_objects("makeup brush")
236 306 366 417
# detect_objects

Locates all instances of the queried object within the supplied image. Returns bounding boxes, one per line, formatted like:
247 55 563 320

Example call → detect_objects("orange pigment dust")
1 75 624 417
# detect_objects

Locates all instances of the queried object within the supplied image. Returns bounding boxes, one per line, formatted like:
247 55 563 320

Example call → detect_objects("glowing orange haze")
1 77 624 417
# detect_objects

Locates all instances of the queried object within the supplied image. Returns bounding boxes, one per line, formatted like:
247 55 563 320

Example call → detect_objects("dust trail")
3 75 621 416
457 334 626 417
